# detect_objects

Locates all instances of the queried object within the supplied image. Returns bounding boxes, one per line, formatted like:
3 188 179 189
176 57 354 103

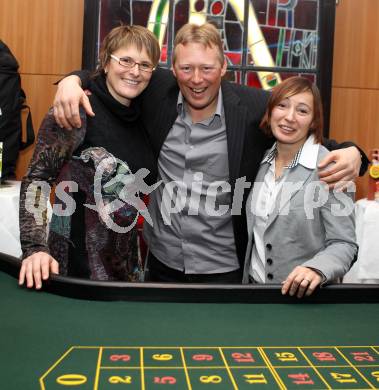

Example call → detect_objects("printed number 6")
152 354 173 361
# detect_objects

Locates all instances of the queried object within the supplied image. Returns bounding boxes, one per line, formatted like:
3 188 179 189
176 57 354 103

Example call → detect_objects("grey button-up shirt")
144 89 239 273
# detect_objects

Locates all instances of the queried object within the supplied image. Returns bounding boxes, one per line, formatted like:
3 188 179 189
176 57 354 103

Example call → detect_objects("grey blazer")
242 145 358 284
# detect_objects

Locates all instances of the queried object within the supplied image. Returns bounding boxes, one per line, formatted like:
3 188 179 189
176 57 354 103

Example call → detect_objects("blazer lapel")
265 164 314 229
154 88 180 153
222 81 248 185
243 162 270 283
247 162 270 235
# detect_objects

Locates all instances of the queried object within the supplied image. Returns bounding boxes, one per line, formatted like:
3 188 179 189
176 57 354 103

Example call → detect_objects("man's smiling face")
172 42 227 121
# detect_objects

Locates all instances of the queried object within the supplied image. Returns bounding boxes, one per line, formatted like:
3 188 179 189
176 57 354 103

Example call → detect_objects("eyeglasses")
110 54 155 73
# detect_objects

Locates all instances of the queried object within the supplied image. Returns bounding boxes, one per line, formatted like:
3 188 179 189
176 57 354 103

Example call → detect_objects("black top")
79 74 157 184
19 74 158 281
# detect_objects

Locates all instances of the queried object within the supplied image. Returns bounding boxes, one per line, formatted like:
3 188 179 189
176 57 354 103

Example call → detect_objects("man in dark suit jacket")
53 23 367 283
139 65 272 283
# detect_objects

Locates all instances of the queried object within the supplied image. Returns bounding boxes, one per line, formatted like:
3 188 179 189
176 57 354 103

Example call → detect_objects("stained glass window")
83 0 334 126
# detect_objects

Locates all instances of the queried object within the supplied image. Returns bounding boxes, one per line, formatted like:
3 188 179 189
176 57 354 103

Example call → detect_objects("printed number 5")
154 376 177 384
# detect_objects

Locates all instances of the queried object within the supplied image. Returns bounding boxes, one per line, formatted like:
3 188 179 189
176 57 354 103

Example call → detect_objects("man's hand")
281 266 322 298
318 146 361 190
53 75 94 129
19 252 59 290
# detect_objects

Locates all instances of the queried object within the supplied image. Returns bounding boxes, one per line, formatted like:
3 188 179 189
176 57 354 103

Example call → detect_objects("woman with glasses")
18 25 160 289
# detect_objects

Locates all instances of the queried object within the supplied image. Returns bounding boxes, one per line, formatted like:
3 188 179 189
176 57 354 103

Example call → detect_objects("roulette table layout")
1 253 379 389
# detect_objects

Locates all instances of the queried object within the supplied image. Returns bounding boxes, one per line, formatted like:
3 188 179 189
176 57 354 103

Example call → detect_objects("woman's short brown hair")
97 25 160 74
260 76 324 143
173 23 224 65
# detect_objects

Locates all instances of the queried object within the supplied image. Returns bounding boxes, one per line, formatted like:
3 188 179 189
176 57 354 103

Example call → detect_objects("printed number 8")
200 375 222 384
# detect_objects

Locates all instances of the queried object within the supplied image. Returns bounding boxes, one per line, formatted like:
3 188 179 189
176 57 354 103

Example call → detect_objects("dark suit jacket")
139 68 273 268
78 67 368 272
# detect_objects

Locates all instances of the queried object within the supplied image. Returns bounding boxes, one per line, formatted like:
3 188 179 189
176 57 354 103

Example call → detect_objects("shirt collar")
297 134 320 169
261 134 320 169
176 88 223 121
262 143 278 165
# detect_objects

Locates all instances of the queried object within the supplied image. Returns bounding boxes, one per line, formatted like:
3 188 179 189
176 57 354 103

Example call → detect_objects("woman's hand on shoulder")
19 252 59 290
53 75 94 129
281 266 323 298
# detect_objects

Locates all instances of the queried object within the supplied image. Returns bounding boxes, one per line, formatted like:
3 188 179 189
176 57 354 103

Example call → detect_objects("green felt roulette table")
1 253 379 390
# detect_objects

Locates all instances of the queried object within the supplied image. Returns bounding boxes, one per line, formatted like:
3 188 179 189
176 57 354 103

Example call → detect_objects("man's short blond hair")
173 23 225 65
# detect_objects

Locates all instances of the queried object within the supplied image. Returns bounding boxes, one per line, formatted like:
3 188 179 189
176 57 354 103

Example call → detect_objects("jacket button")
266 243 272 250
267 258 273 265
267 273 273 280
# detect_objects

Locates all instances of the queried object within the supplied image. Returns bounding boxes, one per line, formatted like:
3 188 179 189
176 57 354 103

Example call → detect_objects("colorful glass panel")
96 0 322 90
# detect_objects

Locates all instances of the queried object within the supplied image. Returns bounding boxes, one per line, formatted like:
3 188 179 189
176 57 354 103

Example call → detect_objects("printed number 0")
56 374 87 385
200 375 222 384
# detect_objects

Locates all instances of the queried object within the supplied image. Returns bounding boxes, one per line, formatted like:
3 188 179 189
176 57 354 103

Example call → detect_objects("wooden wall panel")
333 0 379 89
330 87 379 199
330 0 379 199
16 75 62 177
0 0 84 179
0 0 84 75
1 0 377 194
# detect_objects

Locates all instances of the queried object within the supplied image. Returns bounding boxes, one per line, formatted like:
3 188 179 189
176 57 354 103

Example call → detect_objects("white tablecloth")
343 198 379 283
0 181 22 258
0 180 52 259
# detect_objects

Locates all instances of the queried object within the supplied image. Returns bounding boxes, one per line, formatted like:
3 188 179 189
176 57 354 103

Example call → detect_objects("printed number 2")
109 376 132 384
232 352 255 363
351 352 375 362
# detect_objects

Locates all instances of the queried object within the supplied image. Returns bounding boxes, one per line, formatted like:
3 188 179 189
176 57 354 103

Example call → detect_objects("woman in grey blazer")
243 77 357 298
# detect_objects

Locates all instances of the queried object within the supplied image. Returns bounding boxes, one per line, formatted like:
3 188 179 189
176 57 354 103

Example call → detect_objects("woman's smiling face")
105 45 153 106
270 90 314 149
